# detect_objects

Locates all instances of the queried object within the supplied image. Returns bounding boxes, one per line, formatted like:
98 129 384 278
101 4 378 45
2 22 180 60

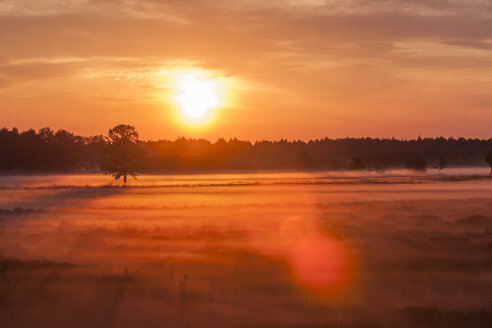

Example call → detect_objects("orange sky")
0 0 491 140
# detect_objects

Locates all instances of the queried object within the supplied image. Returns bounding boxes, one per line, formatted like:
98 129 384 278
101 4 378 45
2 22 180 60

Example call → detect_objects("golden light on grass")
172 70 225 125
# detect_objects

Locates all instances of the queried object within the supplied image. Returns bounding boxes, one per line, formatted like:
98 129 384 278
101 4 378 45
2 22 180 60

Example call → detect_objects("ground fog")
0 169 491 327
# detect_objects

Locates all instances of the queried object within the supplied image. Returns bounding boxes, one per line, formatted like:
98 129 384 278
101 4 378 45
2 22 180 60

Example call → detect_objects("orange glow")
289 235 353 294
1 2 490 139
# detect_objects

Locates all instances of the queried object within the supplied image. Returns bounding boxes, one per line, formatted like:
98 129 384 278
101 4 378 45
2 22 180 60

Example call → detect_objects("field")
1 169 492 327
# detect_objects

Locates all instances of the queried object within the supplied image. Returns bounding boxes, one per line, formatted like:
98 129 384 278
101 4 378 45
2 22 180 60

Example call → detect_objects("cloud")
443 39 492 50
0 0 188 23
316 0 492 16
0 0 490 138
0 60 81 89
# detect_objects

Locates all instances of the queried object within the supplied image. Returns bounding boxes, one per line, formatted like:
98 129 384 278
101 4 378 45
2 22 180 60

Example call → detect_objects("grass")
0 175 491 327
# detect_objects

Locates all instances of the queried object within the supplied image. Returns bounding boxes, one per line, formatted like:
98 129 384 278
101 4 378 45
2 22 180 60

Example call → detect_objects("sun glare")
173 72 223 124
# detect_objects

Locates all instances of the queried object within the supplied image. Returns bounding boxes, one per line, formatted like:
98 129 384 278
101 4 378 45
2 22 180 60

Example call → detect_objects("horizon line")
2 126 491 143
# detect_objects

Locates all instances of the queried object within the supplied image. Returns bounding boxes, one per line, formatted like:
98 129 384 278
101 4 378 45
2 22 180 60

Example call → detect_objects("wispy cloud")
0 0 189 23
0 0 491 138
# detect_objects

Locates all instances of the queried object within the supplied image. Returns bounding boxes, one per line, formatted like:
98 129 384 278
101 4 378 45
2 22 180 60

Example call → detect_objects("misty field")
1 169 492 328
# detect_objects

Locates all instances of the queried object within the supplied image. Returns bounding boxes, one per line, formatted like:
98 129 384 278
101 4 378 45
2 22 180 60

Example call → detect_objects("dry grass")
0 173 491 327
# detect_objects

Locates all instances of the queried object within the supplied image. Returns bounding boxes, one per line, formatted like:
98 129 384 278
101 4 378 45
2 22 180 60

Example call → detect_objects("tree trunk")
124 174 127 183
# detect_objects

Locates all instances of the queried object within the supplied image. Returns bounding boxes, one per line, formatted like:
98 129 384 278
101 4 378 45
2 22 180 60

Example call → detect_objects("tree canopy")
0 126 491 174
100 124 143 183
486 151 492 175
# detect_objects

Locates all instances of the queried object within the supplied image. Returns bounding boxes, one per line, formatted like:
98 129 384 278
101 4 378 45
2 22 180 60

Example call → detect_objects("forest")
0 127 491 173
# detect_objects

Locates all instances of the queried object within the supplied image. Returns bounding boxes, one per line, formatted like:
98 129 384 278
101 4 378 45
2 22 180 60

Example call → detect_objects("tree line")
1 126 491 176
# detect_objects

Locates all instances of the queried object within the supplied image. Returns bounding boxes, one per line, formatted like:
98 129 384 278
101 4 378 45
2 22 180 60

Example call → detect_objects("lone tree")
100 124 143 183
486 150 492 175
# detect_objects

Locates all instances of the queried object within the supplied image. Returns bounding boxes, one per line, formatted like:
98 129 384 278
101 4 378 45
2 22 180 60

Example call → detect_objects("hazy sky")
1 0 491 140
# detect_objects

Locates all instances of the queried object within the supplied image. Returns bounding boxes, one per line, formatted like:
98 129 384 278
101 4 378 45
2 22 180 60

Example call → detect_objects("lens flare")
289 235 353 294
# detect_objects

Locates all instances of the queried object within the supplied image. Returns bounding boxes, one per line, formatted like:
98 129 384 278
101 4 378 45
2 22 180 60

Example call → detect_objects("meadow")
1 169 491 327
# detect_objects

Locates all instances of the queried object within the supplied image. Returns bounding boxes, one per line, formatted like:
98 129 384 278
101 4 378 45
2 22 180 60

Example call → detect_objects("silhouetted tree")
486 151 492 175
1 127 491 173
295 150 316 171
438 153 447 173
319 156 341 170
350 157 366 170
100 124 143 183
406 156 427 172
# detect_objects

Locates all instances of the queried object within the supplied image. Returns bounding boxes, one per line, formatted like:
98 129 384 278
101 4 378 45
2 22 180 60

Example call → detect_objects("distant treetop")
0 126 491 173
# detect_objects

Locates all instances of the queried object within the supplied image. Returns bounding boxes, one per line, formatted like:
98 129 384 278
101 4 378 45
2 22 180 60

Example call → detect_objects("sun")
173 72 223 123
